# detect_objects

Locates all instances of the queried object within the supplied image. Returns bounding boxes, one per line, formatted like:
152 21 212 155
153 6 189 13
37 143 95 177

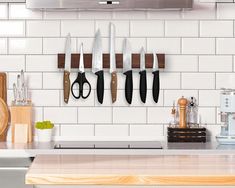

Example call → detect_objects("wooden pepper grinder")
178 96 188 129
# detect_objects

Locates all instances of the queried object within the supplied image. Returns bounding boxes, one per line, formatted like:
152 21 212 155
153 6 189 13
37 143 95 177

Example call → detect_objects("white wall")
1 0 235 141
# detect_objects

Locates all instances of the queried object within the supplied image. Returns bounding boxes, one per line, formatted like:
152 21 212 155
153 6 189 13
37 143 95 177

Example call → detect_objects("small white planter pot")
36 129 53 142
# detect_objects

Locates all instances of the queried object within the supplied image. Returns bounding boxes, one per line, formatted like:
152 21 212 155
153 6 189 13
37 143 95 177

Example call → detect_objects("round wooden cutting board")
0 98 9 136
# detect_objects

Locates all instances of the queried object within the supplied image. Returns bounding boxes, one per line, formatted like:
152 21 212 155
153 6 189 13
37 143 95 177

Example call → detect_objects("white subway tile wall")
0 21 25 37
0 39 7 54
0 4 7 19
2 0 234 141
26 21 60 37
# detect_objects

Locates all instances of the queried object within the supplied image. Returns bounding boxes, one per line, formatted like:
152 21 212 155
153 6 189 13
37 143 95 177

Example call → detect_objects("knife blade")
139 47 147 103
20 70 24 87
17 74 22 103
152 53 160 103
63 33 71 104
20 70 25 103
123 39 133 105
92 29 104 104
110 23 117 103
13 83 17 105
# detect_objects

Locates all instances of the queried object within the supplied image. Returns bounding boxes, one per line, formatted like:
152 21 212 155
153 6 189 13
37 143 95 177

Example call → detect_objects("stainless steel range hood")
26 0 193 10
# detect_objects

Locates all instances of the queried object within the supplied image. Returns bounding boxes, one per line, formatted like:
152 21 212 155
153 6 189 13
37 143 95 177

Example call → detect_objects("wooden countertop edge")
25 174 235 186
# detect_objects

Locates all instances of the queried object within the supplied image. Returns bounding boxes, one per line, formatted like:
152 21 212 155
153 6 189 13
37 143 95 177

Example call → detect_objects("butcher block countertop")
26 155 235 186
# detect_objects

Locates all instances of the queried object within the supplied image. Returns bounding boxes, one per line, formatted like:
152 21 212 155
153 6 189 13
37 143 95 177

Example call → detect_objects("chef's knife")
123 39 133 104
152 53 160 103
63 33 71 104
139 47 147 103
110 23 117 103
92 30 104 104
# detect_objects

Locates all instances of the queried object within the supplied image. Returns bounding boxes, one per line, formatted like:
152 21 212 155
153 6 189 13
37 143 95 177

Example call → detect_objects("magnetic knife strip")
57 53 165 69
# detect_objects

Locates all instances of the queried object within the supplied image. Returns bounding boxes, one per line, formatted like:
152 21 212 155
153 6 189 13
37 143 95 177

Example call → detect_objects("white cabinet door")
0 168 33 188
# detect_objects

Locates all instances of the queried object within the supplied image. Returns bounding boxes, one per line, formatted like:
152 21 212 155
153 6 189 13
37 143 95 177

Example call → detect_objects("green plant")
35 121 54 130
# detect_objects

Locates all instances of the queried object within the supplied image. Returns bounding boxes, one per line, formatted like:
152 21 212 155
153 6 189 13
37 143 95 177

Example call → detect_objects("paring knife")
110 23 117 103
92 30 104 104
152 53 160 103
123 39 133 105
139 47 147 103
63 33 71 104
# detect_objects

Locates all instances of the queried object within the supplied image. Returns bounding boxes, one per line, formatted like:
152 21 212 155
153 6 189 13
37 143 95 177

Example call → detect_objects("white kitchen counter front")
0 141 235 157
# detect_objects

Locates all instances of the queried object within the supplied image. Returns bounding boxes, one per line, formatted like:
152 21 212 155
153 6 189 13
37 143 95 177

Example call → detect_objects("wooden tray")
168 127 206 143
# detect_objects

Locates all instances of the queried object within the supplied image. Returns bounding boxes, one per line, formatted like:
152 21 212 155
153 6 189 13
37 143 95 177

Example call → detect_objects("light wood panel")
26 155 235 186
10 105 33 143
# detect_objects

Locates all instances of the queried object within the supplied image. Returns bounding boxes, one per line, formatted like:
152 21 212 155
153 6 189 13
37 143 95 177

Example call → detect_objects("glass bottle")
187 97 198 128
169 101 177 128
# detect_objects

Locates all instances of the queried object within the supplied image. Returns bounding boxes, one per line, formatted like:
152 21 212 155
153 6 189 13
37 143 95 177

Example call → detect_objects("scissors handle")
81 72 91 99
71 73 81 99
71 72 91 99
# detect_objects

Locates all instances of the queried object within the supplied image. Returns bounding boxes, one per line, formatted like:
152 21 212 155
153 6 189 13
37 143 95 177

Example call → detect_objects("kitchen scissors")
71 43 91 99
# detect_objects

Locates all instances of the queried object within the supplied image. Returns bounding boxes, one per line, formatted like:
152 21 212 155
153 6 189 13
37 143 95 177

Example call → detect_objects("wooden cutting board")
0 73 8 141
0 73 7 103
0 98 9 137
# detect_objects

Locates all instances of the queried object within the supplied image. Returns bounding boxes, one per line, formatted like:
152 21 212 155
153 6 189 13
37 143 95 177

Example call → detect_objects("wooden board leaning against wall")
0 73 8 141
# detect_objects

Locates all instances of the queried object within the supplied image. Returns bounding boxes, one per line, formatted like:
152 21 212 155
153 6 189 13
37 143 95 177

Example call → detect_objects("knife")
139 47 147 103
152 53 160 103
13 83 17 105
20 70 27 104
110 23 117 103
123 39 133 105
17 74 22 103
92 29 104 104
63 33 71 104
20 70 24 86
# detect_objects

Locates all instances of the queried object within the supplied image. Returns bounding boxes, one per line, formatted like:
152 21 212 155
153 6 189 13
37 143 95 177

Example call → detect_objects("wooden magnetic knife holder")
57 53 165 69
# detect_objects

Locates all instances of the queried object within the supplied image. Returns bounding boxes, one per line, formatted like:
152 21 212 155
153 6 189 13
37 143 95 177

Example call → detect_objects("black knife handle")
95 70 104 104
139 70 147 103
124 70 133 104
152 70 160 103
